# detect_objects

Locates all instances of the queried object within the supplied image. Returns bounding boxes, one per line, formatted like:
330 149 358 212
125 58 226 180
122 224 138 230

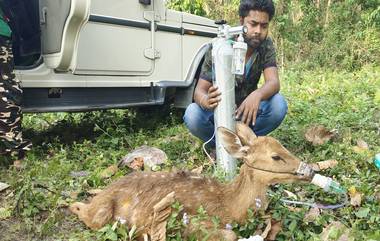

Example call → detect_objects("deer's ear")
217 126 248 159
236 122 257 146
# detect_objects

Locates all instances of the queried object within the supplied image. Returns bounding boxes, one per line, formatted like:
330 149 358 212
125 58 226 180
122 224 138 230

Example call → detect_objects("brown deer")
70 122 314 240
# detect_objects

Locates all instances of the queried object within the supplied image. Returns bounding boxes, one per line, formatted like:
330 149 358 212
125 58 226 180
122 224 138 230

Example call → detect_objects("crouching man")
184 0 287 147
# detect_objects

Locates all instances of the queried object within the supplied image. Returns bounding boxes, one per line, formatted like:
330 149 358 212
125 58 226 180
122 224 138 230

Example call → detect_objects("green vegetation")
1 1 379 240
168 0 380 70
1 67 379 240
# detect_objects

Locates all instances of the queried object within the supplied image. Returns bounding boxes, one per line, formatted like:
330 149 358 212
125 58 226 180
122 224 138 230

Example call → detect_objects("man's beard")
244 35 264 49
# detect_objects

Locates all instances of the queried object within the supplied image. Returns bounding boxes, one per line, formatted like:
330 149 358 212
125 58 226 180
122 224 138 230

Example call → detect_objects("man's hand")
235 90 262 126
202 86 221 110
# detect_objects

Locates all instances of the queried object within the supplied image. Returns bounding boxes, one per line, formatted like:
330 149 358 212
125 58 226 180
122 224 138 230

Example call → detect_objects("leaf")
305 125 335 145
13 160 23 170
100 165 118 179
150 192 176 241
316 160 338 170
283 190 297 199
349 192 362 207
119 146 167 168
0 207 12 220
303 207 320 223
128 157 145 170
320 221 348 241
288 220 297 232
70 171 90 177
355 207 370 218
0 182 10 192
356 139 369 149
261 219 272 239
353 139 369 153
191 166 203 174
286 206 302 212
267 221 282 241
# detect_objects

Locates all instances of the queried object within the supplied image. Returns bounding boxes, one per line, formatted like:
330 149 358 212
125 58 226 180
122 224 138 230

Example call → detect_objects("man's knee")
183 103 205 130
270 93 288 123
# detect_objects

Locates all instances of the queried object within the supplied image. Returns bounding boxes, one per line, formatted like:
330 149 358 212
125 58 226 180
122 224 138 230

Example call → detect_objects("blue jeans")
183 93 288 147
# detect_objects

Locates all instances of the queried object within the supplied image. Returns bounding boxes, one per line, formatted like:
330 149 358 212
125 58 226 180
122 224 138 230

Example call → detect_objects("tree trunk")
281 37 285 76
324 0 332 28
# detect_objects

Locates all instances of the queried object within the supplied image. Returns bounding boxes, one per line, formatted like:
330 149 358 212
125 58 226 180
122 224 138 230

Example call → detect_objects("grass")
0 65 379 241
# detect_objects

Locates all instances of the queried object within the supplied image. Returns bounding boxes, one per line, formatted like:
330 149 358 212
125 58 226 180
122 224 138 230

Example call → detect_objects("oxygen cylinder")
212 37 237 178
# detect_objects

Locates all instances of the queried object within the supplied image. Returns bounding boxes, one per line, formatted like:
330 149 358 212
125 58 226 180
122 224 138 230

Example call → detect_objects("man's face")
240 10 270 49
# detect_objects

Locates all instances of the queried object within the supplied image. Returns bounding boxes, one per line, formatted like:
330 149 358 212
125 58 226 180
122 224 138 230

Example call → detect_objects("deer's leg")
149 192 176 241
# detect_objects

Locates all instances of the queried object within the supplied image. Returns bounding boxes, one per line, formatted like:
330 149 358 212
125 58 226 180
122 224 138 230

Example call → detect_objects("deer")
70 122 315 240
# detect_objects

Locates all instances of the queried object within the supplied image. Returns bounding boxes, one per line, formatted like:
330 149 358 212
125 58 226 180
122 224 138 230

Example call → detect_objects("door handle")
139 0 151 5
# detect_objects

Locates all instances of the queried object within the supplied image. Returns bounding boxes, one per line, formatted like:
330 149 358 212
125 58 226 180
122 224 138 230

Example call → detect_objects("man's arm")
257 66 280 99
236 66 280 125
194 78 221 110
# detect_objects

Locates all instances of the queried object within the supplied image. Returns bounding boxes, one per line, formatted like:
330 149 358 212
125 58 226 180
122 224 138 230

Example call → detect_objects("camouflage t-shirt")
199 37 277 105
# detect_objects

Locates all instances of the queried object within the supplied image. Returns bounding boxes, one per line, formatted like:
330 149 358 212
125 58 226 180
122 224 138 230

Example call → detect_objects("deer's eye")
272 155 283 161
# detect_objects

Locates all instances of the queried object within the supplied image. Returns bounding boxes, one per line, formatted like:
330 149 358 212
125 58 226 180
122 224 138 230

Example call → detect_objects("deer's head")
218 122 314 184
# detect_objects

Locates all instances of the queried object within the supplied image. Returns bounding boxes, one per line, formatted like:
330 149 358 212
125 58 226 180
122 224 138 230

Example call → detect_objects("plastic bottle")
374 153 380 170
232 34 247 75
311 174 346 194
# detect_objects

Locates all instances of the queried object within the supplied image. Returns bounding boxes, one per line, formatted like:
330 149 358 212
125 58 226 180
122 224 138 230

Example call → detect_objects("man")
184 0 287 147
0 3 31 164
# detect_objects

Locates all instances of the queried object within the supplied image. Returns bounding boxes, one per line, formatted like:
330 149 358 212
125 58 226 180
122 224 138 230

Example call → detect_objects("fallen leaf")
150 192 176 241
356 139 369 149
350 192 362 207
348 186 357 195
191 166 203 174
13 160 23 170
100 165 118 179
304 207 320 223
283 190 297 199
267 220 282 241
286 206 302 212
57 199 70 208
0 207 12 220
320 221 348 241
119 146 167 169
355 207 370 218
70 171 90 178
305 125 335 145
261 219 272 239
128 157 145 170
316 160 338 170
87 189 103 195
0 182 10 192
375 191 380 202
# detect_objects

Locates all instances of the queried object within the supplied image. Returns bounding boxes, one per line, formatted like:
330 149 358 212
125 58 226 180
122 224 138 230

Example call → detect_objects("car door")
40 0 90 72
73 0 155 76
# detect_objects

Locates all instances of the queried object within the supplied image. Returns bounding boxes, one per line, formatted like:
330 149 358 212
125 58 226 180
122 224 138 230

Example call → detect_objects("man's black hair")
239 0 275 20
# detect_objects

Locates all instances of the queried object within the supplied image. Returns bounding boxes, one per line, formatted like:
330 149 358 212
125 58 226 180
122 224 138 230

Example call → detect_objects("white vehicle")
10 0 217 112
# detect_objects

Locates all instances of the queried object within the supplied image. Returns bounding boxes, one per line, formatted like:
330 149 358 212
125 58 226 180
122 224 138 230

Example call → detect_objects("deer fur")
70 122 310 240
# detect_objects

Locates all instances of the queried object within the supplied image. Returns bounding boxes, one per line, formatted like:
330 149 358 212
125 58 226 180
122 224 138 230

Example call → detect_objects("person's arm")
194 78 221 110
194 45 221 110
236 39 279 126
